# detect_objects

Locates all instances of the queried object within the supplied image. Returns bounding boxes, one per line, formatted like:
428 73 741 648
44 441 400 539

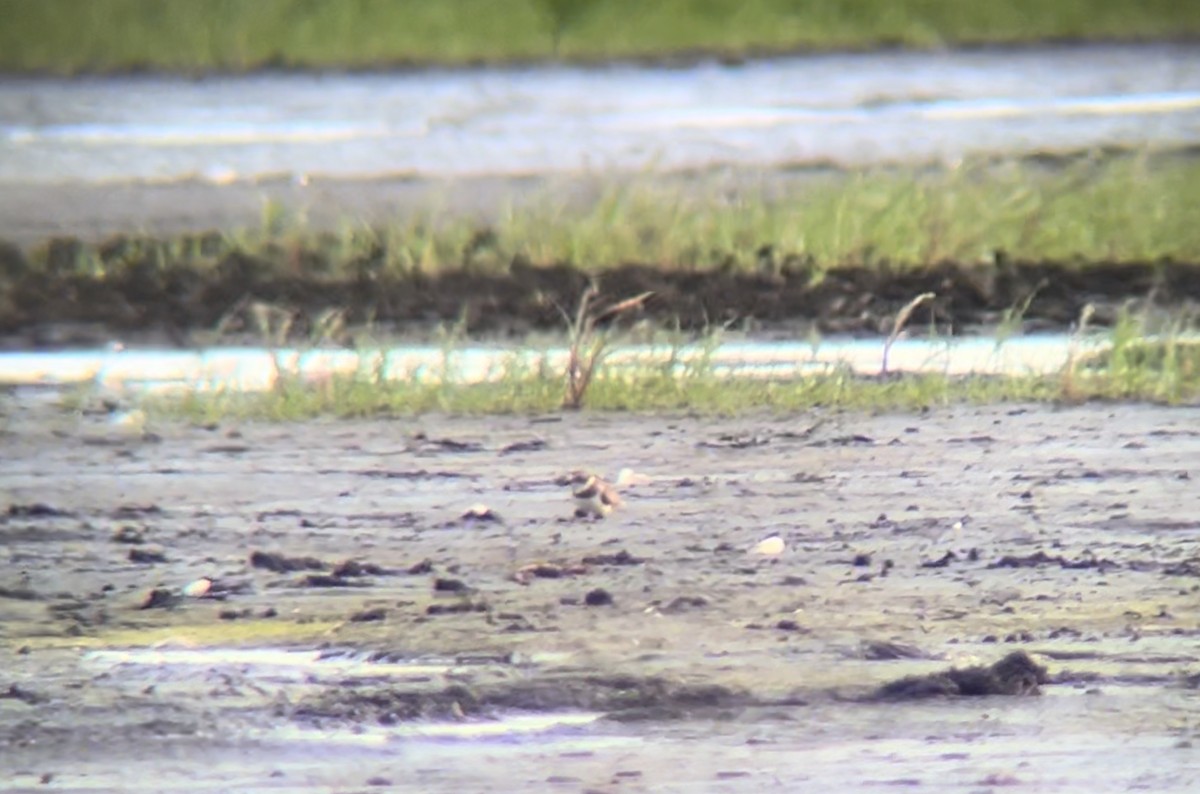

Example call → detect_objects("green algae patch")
21 618 342 650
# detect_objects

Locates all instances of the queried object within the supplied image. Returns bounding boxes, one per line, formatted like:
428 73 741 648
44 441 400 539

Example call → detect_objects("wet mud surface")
2 402 1200 791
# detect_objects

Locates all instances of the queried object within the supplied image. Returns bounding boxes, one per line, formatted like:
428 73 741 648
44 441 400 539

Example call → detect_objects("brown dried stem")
882 292 935 375
561 283 653 409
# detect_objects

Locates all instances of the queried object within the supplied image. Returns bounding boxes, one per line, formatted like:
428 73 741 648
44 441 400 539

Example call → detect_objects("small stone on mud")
139 587 179 610
585 588 614 607
780 575 808 586
434 577 468 593
331 559 389 577
775 619 805 632
852 552 872 566
111 525 145 544
859 640 930 660
365 776 392 787
461 504 501 522
581 549 644 566
250 550 327 573
7 503 71 518
412 433 483 453
426 600 488 615
406 559 434 574
978 773 1021 786
299 574 363 588
219 608 251 620
921 551 957 568
350 607 388 622
111 504 162 519
499 439 547 455
513 561 588 584
128 547 167 564
660 595 708 614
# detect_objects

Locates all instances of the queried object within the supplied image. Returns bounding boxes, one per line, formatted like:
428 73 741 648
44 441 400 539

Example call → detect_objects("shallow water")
2 44 1198 185
0 334 1118 395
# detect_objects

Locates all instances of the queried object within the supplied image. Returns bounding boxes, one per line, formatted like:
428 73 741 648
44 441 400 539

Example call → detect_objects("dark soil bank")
2 233 1198 347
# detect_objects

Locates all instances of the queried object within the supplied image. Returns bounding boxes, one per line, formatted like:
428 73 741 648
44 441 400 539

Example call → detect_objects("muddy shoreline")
2 402 1199 790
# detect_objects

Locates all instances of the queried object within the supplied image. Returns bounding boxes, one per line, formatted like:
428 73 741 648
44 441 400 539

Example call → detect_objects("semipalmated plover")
570 472 622 519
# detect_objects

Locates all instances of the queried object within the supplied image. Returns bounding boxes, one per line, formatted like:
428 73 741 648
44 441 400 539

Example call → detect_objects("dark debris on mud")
988 550 1119 572
5 503 74 519
249 550 401 578
291 673 750 726
869 651 1049 701
249 550 327 573
5 242 1200 344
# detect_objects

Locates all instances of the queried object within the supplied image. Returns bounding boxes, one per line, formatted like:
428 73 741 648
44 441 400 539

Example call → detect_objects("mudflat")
2 400 1199 791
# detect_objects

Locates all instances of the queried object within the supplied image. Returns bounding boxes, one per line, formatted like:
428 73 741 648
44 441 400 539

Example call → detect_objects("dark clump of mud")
870 651 1049 701
988 551 1118 571
249 550 327 573
3 234 1200 345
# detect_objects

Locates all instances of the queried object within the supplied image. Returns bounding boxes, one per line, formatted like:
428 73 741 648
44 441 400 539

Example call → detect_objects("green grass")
3 0 1198 74
23 153 1200 278
136 314 1200 423
148 368 1061 422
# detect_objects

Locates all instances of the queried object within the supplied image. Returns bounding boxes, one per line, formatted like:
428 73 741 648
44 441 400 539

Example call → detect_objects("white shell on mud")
749 535 785 556
181 577 213 598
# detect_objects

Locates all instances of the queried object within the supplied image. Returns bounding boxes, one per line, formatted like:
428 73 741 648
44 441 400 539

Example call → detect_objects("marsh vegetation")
5 0 1196 74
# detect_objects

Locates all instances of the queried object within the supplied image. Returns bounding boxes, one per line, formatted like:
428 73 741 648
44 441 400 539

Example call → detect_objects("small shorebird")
569 472 622 519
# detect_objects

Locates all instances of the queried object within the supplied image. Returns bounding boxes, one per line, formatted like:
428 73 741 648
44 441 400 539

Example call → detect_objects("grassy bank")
18 153 1200 277
139 315 1200 422
3 0 1198 74
3 153 1196 344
